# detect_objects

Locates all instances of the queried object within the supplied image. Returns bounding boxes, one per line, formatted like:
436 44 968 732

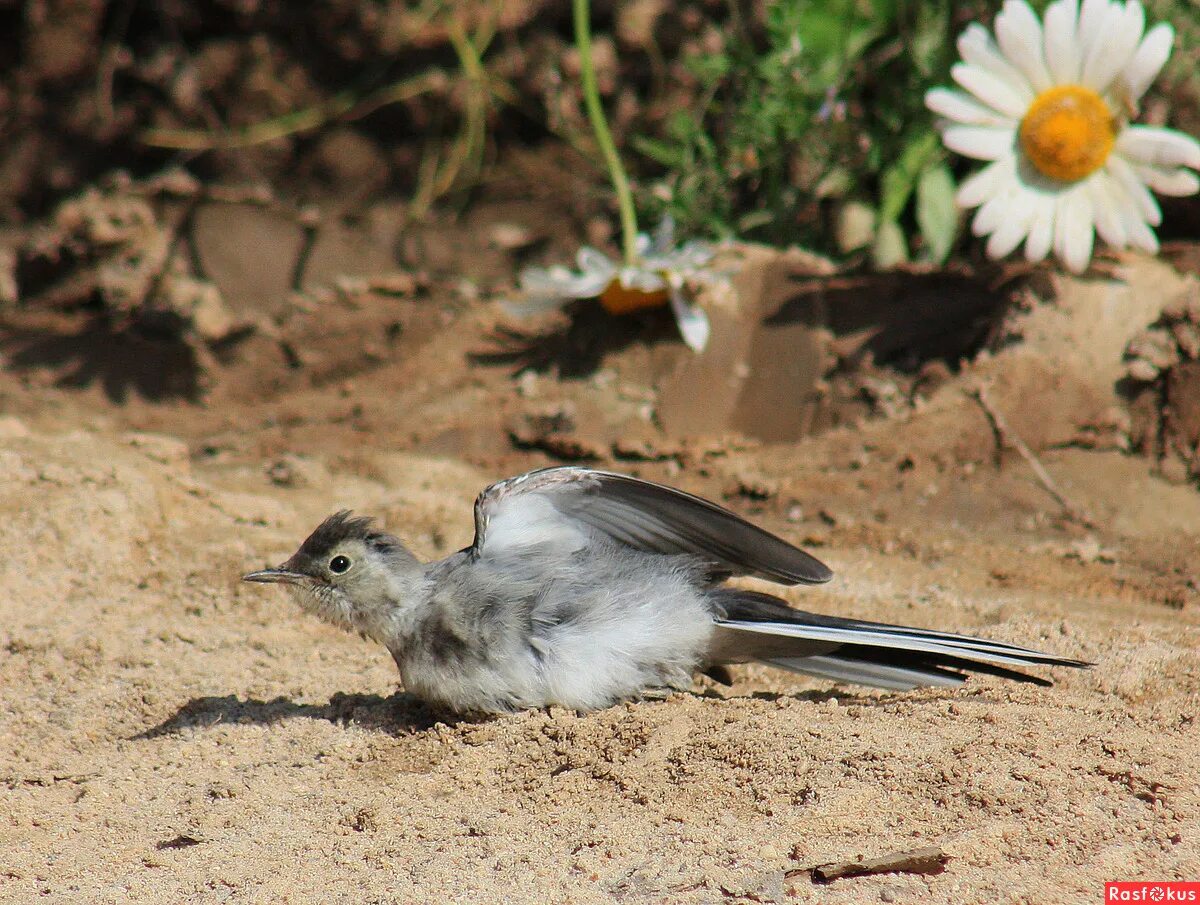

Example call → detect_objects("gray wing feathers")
474 467 833 585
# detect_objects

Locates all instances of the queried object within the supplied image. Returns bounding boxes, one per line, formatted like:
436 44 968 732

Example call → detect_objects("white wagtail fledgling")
243 466 1088 713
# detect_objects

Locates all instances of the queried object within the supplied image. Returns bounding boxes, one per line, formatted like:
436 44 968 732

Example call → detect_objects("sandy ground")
2 258 1200 904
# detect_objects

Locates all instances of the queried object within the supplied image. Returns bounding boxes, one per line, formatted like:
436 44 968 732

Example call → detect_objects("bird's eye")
329 555 352 574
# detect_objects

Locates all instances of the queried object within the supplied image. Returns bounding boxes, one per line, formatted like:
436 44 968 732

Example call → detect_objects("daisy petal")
1076 0 1113 60
1087 171 1128 249
503 295 575 318
1025 194 1055 262
520 264 564 289
667 285 710 352
925 88 1014 127
1131 164 1200 197
1121 23 1174 105
673 241 715 271
572 272 617 298
951 63 1031 118
942 125 1016 161
518 266 573 299
1082 1 1144 92
618 267 666 292
651 215 676 255
1126 213 1160 254
1116 126 1200 171
995 0 1052 92
957 25 1035 100
517 263 610 306
1055 186 1095 273
1108 153 1162 225
1101 164 1157 250
957 158 1016 208
973 187 1017 236
576 246 616 278
1044 0 1080 29
986 189 1038 258
1044 0 1081 84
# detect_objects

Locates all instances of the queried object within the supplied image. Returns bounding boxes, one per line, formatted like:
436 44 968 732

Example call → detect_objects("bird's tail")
707 589 1090 690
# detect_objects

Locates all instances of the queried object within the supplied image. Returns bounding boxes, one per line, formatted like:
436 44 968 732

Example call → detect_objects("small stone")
0 416 30 439
124 432 190 467
0 246 17 306
334 275 370 299
1159 455 1190 484
0 450 37 483
488 222 536 251
1126 328 1179 371
455 279 480 302
370 272 419 296
515 370 540 399
615 0 666 48
186 280 237 341
1172 320 1200 360
143 168 202 197
1126 358 1160 383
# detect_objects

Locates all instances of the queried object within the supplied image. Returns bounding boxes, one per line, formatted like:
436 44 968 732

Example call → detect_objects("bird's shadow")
133 691 466 740
136 685 952 742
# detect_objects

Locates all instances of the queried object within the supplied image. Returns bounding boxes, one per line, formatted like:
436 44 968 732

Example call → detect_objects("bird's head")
243 511 422 642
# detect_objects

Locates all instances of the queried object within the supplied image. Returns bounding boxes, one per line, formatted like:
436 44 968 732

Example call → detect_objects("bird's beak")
242 568 311 586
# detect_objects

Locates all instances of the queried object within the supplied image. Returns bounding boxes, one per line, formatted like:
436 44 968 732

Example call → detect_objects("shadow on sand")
133 691 464 739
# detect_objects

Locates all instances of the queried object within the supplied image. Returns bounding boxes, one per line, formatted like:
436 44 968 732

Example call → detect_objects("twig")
94 0 136 127
138 72 447 151
410 16 493 217
790 846 948 884
968 384 1097 529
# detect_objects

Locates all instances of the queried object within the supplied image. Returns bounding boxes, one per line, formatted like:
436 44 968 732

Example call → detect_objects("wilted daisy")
516 218 714 351
926 0 1200 273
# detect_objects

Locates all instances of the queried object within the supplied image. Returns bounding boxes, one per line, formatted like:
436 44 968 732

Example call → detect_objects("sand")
2 259 1199 904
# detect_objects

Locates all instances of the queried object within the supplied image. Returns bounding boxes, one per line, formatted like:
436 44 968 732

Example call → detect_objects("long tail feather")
709 590 1090 691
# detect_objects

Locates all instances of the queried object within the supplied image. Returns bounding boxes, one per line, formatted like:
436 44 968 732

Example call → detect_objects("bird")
242 466 1088 714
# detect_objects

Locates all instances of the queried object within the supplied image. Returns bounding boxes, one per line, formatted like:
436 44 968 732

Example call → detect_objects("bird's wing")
470 466 832 585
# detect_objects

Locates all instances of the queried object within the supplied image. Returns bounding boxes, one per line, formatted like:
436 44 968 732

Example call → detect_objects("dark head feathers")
297 510 403 558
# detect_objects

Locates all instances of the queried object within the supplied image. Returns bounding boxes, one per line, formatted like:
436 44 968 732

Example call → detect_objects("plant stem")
573 0 639 266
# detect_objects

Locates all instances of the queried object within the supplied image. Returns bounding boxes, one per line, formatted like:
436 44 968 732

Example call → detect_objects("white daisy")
926 0 1200 273
516 218 714 351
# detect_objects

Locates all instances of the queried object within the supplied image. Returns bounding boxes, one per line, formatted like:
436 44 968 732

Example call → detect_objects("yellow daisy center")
598 279 669 315
1019 85 1116 183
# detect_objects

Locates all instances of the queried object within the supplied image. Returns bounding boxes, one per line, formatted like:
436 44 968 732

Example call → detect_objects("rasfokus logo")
1106 883 1200 902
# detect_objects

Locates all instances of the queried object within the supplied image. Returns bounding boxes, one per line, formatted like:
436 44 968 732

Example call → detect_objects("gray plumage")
243 466 1088 714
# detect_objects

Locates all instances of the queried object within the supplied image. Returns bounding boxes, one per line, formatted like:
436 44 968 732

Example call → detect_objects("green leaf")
910 2 952 77
868 0 899 23
737 209 775 233
878 130 939 224
632 135 685 169
687 52 731 84
872 218 909 269
915 162 958 264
